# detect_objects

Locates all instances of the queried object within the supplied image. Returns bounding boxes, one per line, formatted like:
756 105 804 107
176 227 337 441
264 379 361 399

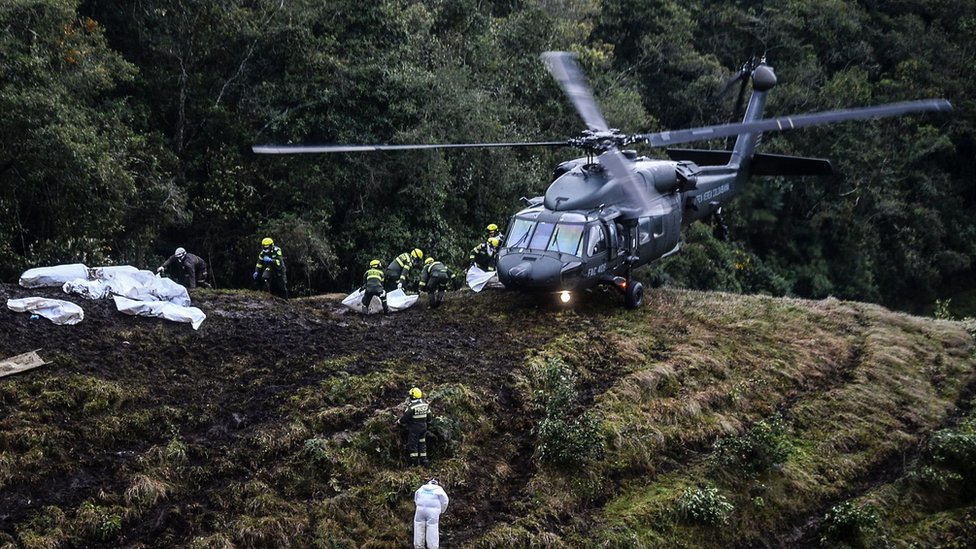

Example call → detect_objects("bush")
713 414 791 473
819 500 879 547
530 358 604 470
912 428 976 498
675 485 734 526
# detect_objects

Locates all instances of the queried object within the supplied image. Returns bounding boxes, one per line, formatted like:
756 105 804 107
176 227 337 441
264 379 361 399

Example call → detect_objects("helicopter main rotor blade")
633 99 952 148
598 147 646 206
252 141 567 154
541 51 610 133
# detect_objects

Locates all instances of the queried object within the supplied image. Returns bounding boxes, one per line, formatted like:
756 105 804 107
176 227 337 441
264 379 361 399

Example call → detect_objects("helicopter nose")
497 254 562 289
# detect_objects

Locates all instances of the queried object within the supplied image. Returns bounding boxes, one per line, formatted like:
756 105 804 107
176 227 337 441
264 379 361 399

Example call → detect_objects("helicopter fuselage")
495 153 745 300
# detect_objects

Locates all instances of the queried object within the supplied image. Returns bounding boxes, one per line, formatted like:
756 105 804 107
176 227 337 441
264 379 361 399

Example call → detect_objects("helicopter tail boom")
666 149 833 177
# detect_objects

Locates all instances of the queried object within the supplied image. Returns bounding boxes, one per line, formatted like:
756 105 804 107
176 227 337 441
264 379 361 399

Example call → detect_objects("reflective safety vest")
388 252 414 280
364 267 384 284
401 398 430 424
255 246 285 273
420 262 452 287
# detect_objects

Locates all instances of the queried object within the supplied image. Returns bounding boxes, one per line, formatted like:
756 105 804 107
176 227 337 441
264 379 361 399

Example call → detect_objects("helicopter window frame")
638 217 652 245
506 217 536 249
547 223 585 256
586 224 607 257
528 221 556 251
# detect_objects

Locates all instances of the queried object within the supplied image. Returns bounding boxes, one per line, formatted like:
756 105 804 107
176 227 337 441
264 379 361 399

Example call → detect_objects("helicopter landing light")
612 276 628 290
559 291 572 304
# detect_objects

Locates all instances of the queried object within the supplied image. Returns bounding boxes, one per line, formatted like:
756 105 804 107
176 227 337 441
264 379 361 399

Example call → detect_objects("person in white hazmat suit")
414 478 449 549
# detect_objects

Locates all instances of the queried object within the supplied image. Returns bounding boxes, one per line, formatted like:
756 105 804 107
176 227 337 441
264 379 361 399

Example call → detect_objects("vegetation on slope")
0 284 972 547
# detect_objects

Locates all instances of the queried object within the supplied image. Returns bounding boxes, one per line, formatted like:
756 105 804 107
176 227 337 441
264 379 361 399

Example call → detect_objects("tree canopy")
1 0 973 312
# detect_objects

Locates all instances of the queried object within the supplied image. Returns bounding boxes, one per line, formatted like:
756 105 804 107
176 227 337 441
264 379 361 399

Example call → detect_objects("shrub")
819 500 879 547
912 428 976 498
675 485 734 526
713 413 791 473
529 358 604 470
77 502 123 542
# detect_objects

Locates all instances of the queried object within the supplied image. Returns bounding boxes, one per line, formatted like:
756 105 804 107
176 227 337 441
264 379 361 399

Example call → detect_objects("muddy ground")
0 282 606 547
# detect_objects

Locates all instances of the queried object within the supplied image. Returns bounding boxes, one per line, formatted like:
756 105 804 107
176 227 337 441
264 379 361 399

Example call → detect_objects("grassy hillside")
0 284 973 548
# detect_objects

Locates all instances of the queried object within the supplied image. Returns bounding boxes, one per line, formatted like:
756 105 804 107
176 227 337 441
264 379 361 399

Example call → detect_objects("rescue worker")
413 478 449 549
156 247 209 288
398 387 431 466
385 248 424 293
485 223 505 242
468 237 500 272
360 259 389 314
252 237 288 299
419 257 455 309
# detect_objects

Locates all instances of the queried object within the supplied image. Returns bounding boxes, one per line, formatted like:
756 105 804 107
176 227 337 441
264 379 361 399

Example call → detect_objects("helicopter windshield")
505 217 584 256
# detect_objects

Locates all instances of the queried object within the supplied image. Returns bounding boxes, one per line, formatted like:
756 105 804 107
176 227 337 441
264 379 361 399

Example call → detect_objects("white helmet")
175 247 186 259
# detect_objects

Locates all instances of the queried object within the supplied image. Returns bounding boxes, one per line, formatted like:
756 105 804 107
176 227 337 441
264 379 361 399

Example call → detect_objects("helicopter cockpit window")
547 223 584 255
506 218 535 248
528 222 556 250
586 224 607 256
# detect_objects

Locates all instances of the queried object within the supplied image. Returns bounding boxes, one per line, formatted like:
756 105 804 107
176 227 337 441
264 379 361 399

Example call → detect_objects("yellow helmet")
261 237 274 247
369 259 381 268
409 387 423 399
487 223 498 232
488 237 500 248
411 248 423 260
424 257 433 265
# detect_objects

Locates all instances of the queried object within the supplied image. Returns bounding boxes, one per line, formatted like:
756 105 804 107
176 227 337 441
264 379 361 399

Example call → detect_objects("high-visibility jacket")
469 242 497 271
363 267 385 290
399 398 430 425
387 252 416 282
420 261 454 289
255 246 286 275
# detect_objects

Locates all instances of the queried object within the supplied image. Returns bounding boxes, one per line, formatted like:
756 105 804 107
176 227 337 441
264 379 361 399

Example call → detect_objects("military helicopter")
254 52 950 308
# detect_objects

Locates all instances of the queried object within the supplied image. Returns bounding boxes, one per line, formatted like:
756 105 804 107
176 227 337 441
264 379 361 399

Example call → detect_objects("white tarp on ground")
19 264 90 288
341 288 419 314
113 296 206 330
18 263 204 328
62 267 190 306
465 266 502 293
6 297 84 325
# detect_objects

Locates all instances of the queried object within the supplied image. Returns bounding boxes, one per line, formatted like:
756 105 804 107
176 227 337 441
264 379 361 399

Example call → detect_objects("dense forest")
1 0 973 312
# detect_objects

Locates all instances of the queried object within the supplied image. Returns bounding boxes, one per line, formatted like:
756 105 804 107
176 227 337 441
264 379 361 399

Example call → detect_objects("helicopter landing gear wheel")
625 280 644 309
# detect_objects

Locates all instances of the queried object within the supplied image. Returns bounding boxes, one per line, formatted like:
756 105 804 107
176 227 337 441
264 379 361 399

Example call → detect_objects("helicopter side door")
636 210 680 264
582 222 609 278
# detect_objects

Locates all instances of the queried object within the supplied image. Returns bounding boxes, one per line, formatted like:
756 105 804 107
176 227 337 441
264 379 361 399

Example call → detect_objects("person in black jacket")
398 387 431 466
156 247 209 288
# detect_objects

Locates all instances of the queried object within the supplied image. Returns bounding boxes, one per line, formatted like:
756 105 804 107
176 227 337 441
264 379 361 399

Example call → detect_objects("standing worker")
253 237 288 299
360 259 389 314
398 387 431 466
485 223 505 242
386 248 424 293
156 247 209 288
413 478 449 549
419 257 455 309
468 237 500 272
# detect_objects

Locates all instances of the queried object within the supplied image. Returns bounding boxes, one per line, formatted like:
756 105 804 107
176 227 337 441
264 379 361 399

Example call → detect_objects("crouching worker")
414 478 449 549
419 257 455 309
361 259 389 314
157 247 210 288
398 387 431 466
